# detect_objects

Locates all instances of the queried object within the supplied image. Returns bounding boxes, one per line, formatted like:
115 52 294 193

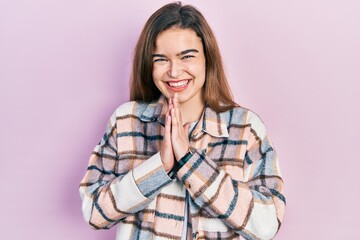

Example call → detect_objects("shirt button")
185 181 191 188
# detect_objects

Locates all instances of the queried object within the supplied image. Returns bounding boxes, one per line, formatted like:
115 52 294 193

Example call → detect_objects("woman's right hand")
160 98 175 173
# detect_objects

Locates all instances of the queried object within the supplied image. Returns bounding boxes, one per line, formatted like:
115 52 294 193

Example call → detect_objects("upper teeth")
168 80 188 87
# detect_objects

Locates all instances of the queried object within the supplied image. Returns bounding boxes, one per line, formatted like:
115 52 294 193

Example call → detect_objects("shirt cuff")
176 149 219 196
168 150 193 178
133 152 173 199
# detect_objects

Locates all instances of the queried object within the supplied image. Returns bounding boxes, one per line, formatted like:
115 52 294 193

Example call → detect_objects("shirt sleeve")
175 113 285 240
79 111 172 229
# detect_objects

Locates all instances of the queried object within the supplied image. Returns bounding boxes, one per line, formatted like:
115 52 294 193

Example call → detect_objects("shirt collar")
139 95 167 125
139 95 229 138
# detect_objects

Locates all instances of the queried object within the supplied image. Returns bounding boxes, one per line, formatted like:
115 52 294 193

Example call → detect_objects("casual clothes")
79 95 285 239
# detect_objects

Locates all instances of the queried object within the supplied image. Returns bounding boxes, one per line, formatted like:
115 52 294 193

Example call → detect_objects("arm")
79 107 173 229
176 113 285 240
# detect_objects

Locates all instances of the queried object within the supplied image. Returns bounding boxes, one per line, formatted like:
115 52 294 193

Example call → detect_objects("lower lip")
165 80 191 92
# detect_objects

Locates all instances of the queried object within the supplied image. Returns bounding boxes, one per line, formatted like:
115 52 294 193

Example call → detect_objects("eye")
181 55 194 60
153 58 167 63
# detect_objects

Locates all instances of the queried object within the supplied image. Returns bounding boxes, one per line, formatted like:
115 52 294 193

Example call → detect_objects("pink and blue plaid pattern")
79 95 285 239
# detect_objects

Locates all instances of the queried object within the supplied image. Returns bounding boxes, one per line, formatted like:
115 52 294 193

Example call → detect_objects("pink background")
1 0 359 239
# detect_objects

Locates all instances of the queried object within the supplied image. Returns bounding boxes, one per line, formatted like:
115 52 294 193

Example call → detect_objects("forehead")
154 27 203 53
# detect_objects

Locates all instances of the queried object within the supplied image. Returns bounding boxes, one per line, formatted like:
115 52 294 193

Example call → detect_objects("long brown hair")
130 2 238 112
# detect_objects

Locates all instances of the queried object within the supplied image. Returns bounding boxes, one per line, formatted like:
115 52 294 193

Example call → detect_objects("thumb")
183 122 190 136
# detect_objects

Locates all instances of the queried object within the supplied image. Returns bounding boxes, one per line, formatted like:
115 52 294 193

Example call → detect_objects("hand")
170 93 190 161
160 99 175 173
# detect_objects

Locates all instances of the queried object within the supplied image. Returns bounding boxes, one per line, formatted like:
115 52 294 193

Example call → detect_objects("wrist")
160 151 174 173
176 146 194 161
164 165 173 173
170 148 194 177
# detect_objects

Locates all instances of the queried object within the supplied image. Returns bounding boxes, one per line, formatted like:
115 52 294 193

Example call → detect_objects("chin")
177 94 192 104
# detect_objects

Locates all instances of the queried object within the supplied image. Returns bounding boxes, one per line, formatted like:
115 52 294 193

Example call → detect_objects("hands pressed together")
161 93 191 173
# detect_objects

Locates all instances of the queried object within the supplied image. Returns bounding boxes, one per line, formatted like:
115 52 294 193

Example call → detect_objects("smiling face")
152 27 206 107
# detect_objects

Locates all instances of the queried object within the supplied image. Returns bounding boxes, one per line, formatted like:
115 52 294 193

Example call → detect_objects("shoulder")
107 101 149 127
114 101 137 116
229 106 268 140
113 100 153 117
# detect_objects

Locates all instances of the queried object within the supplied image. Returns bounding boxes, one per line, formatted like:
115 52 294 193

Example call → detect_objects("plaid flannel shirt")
79 95 285 240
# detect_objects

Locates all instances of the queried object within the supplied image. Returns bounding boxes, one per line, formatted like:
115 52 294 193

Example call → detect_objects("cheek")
152 65 166 80
152 67 167 92
189 62 206 79
152 67 161 84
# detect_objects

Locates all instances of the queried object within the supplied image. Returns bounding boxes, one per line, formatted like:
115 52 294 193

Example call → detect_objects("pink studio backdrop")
1 0 359 239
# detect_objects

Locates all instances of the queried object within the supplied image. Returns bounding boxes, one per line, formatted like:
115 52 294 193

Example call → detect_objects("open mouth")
167 80 190 88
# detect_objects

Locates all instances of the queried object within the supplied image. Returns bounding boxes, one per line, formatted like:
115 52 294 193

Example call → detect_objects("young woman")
80 2 285 239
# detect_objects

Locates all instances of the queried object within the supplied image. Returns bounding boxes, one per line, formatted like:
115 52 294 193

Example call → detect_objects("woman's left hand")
169 93 190 161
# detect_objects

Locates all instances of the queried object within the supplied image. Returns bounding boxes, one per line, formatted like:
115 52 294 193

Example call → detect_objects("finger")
171 108 178 129
161 114 174 172
167 104 173 117
173 94 183 126
165 98 174 121
164 98 172 135
164 114 171 139
168 98 173 113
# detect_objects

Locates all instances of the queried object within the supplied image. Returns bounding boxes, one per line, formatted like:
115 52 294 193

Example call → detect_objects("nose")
167 60 183 78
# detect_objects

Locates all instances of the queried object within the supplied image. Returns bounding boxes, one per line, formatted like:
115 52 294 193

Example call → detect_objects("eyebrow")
177 49 199 56
152 49 199 58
